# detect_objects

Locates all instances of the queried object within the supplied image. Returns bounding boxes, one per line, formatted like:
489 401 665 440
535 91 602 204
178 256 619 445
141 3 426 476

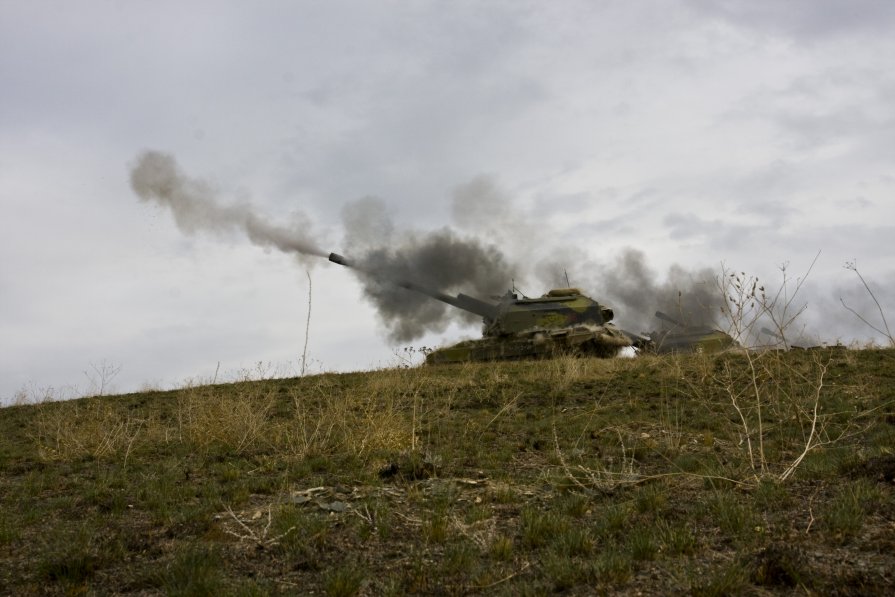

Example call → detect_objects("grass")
1 348 894 594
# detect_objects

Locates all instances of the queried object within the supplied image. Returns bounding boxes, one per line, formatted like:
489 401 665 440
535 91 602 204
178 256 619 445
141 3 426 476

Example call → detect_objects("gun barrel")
328 252 354 268
399 279 498 319
655 311 683 327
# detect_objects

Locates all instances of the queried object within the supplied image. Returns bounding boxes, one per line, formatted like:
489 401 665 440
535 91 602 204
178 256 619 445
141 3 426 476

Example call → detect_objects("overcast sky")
2 0 894 403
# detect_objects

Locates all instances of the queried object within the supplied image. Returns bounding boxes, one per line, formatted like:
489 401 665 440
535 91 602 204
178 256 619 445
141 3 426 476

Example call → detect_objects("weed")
657 520 698 555
673 452 704 473
752 478 791 510
541 550 595 591
544 353 590 396
424 511 450 544
592 502 630 539
442 541 477 574
626 526 659 561
272 505 329 563
401 549 434 594
487 482 517 504
553 524 594 557
464 503 491 524
593 545 633 585
37 525 107 590
324 563 366 597
555 491 590 518
157 544 224 596
706 492 758 539
176 385 276 456
0 513 19 545
690 558 750 597
284 373 415 460
841 260 894 347
634 483 669 514
32 397 144 462
751 543 810 588
489 535 514 561
1 347 892 595
822 484 868 541
520 508 569 549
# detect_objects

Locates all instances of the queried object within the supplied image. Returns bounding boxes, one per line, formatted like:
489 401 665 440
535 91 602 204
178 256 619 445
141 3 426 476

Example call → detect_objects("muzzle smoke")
130 151 327 258
130 151 513 342
595 249 722 333
130 151 889 349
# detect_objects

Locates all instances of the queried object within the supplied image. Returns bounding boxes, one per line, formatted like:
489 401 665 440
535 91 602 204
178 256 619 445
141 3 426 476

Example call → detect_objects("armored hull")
425 287 635 364
649 311 737 354
426 323 632 364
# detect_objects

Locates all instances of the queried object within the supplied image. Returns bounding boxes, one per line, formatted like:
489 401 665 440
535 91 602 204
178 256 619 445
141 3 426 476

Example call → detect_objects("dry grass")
7 348 894 595
282 369 418 459
32 396 145 462
175 384 278 455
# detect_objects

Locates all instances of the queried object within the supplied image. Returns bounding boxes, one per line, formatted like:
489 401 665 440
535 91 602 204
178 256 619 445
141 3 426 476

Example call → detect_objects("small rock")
317 500 348 513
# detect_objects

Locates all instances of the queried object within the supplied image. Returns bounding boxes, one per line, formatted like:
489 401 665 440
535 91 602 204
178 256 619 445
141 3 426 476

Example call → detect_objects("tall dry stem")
841 260 894 346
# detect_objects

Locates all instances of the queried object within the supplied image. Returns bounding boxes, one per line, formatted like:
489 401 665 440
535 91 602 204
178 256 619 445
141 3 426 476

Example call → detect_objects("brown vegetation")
1 348 894 594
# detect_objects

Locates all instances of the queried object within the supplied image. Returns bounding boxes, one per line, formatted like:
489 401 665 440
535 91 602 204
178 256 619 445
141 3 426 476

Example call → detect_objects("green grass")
1 348 893 594
157 544 225 596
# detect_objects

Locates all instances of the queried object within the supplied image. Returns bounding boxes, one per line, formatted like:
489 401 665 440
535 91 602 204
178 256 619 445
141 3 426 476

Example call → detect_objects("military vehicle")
328 252 639 363
648 311 737 354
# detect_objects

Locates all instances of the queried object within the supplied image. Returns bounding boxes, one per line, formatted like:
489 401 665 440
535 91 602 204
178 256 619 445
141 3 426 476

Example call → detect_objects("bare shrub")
282 369 417 459
717 350 827 479
176 385 277 455
83 360 122 397
33 398 144 462
717 254 818 349
841 260 894 347
708 258 880 481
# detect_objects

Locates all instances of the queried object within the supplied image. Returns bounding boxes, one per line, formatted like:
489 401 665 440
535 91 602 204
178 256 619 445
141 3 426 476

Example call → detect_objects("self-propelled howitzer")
648 311 737 354
328 252 635 363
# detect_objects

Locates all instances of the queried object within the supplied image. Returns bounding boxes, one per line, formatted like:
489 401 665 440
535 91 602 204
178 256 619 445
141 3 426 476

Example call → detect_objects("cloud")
3 1 895 401
686 0 895 40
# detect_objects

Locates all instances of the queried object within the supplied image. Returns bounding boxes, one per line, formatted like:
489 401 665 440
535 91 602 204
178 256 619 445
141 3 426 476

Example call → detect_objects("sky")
2 0 894 403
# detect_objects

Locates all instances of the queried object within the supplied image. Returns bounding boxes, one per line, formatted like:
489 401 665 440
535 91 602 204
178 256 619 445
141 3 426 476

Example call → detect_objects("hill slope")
1 349 894 595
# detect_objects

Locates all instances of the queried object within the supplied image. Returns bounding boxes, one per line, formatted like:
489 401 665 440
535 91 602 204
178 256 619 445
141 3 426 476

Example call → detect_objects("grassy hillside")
1 349 893 595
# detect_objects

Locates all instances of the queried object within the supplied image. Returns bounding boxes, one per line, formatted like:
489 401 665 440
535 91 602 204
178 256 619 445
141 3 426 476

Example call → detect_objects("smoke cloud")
129 151 891 349
594 249 722 333
130 151 327 258
129 151 732 342
340 196 513 341
130 151 514 342
446 169 733 334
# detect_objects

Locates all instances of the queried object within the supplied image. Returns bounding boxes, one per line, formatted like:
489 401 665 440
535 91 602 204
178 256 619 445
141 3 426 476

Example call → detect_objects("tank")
328 253 638 363
648 311 737 354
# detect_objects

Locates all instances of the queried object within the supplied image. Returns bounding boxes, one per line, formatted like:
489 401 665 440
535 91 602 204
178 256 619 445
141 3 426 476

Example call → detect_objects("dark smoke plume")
129 152 743 345
339 196 512 342
130 151 327 258
130 151 514 342
594 249 722 333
